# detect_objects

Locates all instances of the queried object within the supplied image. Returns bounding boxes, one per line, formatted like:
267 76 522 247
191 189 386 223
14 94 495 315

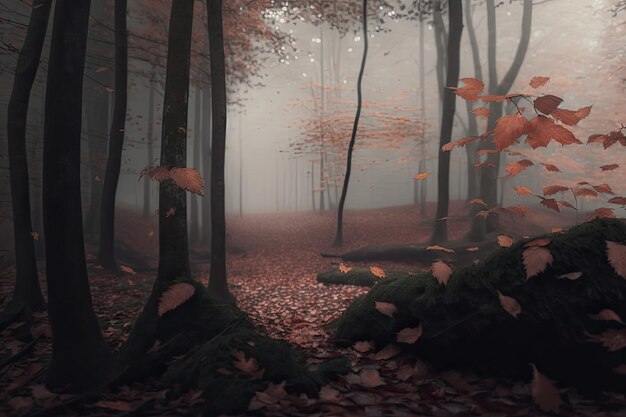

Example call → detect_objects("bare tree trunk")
42 0 114 389
98 0 128 271
432 0 463 244
333 0 368 248
1 0 51 330
157 0 194 283
207 0 235 303
189 89 201 245
143 69 155 219
200 88 212 249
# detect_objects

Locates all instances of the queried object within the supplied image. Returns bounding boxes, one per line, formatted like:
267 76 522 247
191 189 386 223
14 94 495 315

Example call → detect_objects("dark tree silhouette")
42 0 114 389
207 0 235 303
432 0 463 244
1 0 51 331
157 0 194 282
333 0 369 248
98 0 128 271
200 88 212 249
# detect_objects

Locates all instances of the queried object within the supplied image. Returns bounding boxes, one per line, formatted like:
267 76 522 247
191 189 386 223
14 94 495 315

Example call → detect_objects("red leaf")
431 261 453 285
525 116 581 149
523 247 553 279
513 186 534 195
450 78 485 101
505 159 534 176
543 185 570 196
533 94 563 115
498 291 521 318
551 105 592 126
530 364 560 413
375 301 397 317
471 107 490 118
158 282 196 316
541 163 560 173
529 76 550 88
493 114 531 151
497 235 513 248
601 164 619 171
607 241 626 279
397 324 423 344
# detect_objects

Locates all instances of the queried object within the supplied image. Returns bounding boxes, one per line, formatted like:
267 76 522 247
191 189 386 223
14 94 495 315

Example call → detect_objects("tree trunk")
470 0 532 241
333 0 368 248
157 0 194 282
189 89 201 246
98 0 128 271
42 0 114 389
417 17 427 216
1 0 51 330
432 0 463 244
143 69 155 219
200 88 212 249
207 0 235 303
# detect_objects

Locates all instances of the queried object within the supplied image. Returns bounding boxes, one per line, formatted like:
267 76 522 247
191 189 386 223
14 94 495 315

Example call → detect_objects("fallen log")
331 218 626 393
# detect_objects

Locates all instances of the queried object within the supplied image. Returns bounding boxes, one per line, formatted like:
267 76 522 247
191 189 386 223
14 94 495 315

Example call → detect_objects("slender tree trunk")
333 0 368 248
207 0 235 303
418 17 427 216
157 0 194 283
143 69 155 219
1 0 51 330
43 0 114 389
319 24 326 211
98 0 128 271
432 0 463 244
200 87 212 248
238 114 243 216
189 89 201 245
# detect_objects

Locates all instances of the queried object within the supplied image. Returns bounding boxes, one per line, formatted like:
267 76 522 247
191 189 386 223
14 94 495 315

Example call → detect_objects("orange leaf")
397 325 423 344
374 301 397 317
523 247 553 279
497 291 521 318
533 94 563 115
558 271 582 280
339 263 352 274
505 159 534 176
525 116 581 149
493 114 531 151
609 197 626 205
551 105 592 126
471 107 490 118
158 282 195 316
120 265 136 275
530 364 560 413
479 94 507 102
540 198 560 212
606 241 626 279
426 244 455 253
353 341 374 353
525 238 551 248
513 186 533 196
370 266 386 279
541 163 560 173
543 185 569 196
450 77 485 101
431 261 453 285
497 235 513 248
466 198 488 207
413 172 431 180
359 368 385 388
529 76 550 88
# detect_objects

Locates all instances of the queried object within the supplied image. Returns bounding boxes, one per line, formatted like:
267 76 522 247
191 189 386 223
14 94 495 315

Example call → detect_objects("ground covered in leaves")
1 203 624 416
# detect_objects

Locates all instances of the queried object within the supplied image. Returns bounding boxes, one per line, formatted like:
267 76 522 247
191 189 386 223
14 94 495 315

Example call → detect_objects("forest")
0 0 626 416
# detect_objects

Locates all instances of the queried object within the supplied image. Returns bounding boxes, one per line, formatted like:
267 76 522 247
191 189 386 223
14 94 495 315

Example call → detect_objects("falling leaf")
166 207 176 217
558 271 582 280
339 263 352 274
449 77 485 101
374 301 397 318
606 241 626 279
534 95 563 115
529 76 550 88
505 159 534 176
169 167 205 196
431 261 453 285
497 291 522 318
523 247 553 279
426 244 455 253
590 309 623 324
543 185 570 196
551 105 592 126
608 197 626 205
540 198 560 212
525 116 581 149
530 364 560 413
497 235 513 248
413 172 431 180
158 282 195 316
493 114 531 151
397 325 423 344
471 107 490 118
120 265 136 275
30 232 39 240
513 186 533 196
587 329 626 352
359 368 385 388
95 175 102 182
466 198 488 207
541 163 561 173
370 266 385 279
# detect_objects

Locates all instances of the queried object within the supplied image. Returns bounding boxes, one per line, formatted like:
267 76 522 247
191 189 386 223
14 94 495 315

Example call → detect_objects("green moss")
333 219 626 392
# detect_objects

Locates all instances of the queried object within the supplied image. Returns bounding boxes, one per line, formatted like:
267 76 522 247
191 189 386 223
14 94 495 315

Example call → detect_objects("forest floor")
1 203 624 417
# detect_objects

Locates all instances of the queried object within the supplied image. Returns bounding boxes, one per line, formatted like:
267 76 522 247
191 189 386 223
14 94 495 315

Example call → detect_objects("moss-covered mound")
121 281 347 416
333 218 626 393
317 266 411 287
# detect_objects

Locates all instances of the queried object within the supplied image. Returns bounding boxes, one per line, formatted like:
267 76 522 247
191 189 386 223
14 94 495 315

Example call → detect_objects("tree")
42 0 114 389
432 0 463 244
157 0 194 283
207 0 235 303
98 0 128 271
1 0 51 330
333 0 369 248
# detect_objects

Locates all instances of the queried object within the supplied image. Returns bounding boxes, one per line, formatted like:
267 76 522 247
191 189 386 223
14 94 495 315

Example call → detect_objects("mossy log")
322 240 498 266
332 219 626 393
317 266 411 287
120 281 347 416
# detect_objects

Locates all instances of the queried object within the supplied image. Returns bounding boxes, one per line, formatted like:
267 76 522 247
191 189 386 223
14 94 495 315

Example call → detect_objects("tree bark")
207 0 235 303
432 0 463 244
2 0 51 330
98 0 128 271
333 0 368 248
42 0 114 389
143 69 156 219
157 0 194 283
189 89 202 246
200 88 212 249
